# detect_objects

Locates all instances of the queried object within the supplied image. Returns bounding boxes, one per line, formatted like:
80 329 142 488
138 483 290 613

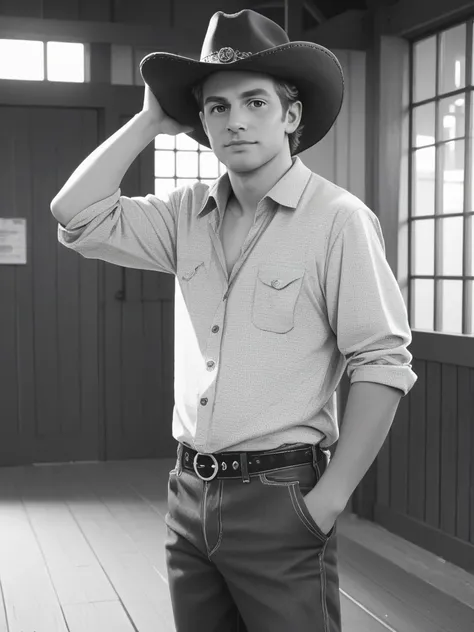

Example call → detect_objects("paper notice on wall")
0 218 27 264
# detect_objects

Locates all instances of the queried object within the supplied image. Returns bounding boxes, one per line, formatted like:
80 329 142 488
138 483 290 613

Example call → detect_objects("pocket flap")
257 264 305 290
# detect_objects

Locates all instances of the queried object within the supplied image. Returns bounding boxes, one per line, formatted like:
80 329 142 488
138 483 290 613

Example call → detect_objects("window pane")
439 216 464 276
155 135 175 150
439 95 465 142
413 36 436 102
413 103 435 147
200 144 212 151
412 279 434 329
47 42 84 82
176 151 198 177
200 179 216 187
412 147 435 216
411 219 434 276
218 162 227 174
439 24 466 95
468 215 474 276
154 178 176 198
0 39 44 80
469 281 474 334
177 178 198 188
176 134 199 150
441 140 464 215
155 150 175 177
199 152 219 178
440 280 463 333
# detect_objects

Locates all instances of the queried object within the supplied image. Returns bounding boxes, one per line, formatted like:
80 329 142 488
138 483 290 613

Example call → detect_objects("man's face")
198 71 301 174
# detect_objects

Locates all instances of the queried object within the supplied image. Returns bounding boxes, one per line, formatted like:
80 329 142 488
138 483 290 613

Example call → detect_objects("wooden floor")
0 458 473 632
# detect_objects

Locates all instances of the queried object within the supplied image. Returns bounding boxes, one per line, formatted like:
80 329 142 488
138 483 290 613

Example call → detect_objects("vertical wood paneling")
55 109 82 439
389 388 409 514
456 367 472 541
440 364 458 536
31 109 61 444
77 108 101 459
471 368 474 544
407 360 426 522
425 362 441 529
0 126 19 453
11 114 36 464
0 106 100 466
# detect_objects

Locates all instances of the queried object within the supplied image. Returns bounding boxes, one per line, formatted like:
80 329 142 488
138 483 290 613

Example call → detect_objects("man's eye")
211 104 226 113
251 100 266 108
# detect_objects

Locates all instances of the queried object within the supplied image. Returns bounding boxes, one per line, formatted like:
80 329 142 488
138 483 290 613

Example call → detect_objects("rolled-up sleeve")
324 207 418 396
57 188 179 275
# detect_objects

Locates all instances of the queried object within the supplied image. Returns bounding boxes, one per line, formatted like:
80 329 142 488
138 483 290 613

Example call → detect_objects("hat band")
201 46 252 64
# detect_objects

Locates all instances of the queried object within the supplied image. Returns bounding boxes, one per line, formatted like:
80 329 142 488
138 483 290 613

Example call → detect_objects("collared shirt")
57 156 418 453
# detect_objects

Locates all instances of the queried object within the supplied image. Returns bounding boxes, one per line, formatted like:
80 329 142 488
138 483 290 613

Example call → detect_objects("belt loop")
240 453 250 483
311 444 319 470
176 443 183 476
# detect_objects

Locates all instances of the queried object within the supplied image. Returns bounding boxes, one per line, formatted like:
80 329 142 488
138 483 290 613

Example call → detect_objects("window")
409 20 474 334
0 39 86 82
155 133 226 198
0 39 225 207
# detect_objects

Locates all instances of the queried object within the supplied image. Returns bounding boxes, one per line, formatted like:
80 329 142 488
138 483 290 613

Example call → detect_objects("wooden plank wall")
0 106 101 466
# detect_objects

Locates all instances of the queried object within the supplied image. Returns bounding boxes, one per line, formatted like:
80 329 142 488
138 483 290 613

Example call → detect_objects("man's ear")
286 101 303 134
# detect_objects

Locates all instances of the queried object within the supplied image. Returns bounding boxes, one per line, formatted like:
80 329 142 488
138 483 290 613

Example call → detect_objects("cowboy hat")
140 9 344 154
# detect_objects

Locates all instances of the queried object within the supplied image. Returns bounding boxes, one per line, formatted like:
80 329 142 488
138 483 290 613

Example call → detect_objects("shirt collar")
197 156 312 218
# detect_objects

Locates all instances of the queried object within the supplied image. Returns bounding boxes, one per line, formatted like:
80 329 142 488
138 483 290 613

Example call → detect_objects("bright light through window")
0 39 44 80
47 42 84 82
0 39 85 82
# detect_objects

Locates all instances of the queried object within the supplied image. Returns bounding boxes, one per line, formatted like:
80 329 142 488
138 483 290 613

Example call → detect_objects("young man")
51 9 418 632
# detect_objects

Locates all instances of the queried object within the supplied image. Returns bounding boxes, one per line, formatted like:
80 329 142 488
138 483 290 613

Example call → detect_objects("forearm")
50 110 161 225
310 381 403 510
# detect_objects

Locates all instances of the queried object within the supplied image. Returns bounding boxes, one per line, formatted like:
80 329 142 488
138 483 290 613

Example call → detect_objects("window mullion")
463 20 473 334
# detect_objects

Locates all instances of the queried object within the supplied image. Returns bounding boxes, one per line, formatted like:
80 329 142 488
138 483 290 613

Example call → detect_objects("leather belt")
179 442 324 482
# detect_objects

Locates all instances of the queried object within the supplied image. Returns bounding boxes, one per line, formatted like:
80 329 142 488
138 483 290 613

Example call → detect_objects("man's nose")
226 110 248 132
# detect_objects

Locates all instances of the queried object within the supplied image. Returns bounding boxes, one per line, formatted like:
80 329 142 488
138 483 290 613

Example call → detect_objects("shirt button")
271 279 281 288
212 325 219 333
200 398 208 406
206 360 215 370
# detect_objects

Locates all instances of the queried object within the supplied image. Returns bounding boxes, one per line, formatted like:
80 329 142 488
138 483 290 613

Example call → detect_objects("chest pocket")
252 264 305 333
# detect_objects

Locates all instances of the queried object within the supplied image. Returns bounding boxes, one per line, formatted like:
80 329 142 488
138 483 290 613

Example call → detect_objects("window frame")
408 19 474 335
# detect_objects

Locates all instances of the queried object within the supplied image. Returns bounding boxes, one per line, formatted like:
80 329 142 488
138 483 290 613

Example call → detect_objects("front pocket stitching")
289 484 328 541
260 474 328 542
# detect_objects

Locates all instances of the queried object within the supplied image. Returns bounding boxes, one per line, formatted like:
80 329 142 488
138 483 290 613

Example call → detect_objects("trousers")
164 442 342 632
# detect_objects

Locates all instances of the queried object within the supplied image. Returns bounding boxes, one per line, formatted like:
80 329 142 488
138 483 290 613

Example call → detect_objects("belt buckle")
193 452 219 481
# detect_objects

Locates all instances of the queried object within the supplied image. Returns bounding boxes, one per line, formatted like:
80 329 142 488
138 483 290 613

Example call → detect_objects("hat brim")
140 42 344 155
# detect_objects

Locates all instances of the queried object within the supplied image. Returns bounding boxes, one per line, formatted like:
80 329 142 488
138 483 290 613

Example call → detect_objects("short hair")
191 74 304 155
